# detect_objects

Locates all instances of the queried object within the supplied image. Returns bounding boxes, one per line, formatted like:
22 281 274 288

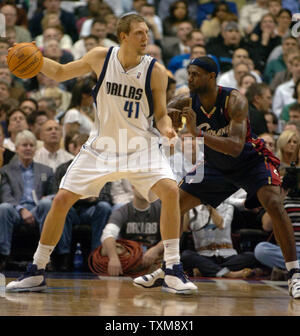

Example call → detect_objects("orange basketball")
7 42 44 79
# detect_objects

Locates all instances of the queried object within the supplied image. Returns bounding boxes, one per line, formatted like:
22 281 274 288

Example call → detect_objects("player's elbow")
230 143 243 158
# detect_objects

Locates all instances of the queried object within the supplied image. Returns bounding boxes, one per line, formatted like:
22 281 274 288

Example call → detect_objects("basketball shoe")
162 263 198 295
133 262 166 288
6 264 46 292
288 268 300 299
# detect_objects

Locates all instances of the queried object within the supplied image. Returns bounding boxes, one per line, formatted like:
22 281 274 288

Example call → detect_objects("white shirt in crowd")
63 108 94 136
272 79 296 118
217 69 262 89
34 147 74 172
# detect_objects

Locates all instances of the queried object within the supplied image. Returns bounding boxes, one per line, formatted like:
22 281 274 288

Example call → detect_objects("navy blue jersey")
191 86 280 173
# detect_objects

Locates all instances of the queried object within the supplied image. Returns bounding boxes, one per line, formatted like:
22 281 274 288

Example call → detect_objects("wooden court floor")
1 272 300 317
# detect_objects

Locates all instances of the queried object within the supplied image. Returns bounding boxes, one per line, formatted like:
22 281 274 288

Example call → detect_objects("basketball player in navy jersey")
134 56 300 299
6 14 197 295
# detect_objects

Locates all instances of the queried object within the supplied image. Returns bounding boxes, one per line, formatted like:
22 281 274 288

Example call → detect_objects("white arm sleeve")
100 223 121 243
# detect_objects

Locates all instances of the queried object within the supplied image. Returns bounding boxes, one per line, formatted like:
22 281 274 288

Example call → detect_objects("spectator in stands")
167 29 206 75
245 13 282 74
181 201 261 279
254 172 300 280
0 4 31 43
276 129 300 171
270 49 299 94
206 21 246 74
103 13 118 44
158 0 198 23
0 130 54 271
264 112 279 136
273 55 300 118
218 48 262 88
44 87 71 118
258 132 276 153
100 186 163 276
19 98 38 117
29 0 78 43
163 20 194 67
197 0 238 28
281 79 300 122
43 38 73 65
83 34 100 53
72 18 118 60
0 64 27 103
37 97 57 121
246 83 271 136
4 108 28 152
201 1 238 39
239 0 269 35
162 0 195 37
276 8 293 39
238 73 257 96
36 25 73 52
0 123 15 168
27 110 48 143
63 77 95 139
264 36 299 84
34 120 74 173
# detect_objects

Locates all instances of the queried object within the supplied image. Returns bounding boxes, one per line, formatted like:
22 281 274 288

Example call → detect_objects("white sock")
286 260 300 272
163 239 180 268
33 242 55 270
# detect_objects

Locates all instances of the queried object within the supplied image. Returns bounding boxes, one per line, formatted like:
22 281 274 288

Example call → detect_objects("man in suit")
0 130 56 271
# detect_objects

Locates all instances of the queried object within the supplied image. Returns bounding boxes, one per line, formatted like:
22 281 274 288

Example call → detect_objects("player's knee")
263 195 281 213
161 183 179 202
52 191 77 211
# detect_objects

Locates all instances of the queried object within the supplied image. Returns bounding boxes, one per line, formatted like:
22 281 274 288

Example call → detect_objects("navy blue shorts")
179 156 281 209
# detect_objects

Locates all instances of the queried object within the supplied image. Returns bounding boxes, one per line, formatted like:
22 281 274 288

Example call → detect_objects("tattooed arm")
182 90 248 157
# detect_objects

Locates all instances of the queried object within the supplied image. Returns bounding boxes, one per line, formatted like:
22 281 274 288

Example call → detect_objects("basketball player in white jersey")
6 14 197 295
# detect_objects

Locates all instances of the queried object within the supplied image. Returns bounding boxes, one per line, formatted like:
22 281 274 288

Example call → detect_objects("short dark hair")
6 108 27 126
245 83 270 103
289 102 300 113
26 110 48 126
83 34 100 43
20 97 38 111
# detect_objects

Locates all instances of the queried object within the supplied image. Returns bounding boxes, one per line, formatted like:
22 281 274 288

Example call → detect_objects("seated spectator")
4 108 28 152
100 186 163 276
264 36 299 84
0 123 15 168
254 173 300 280
245 13 282 74
245 83 271 136
0 4 31 43
72 18 118 60
238 73 257 96
37 97 58 121
258 132 276 153
270 49 299 94
275 8 293 39
217 48 262 89
158 0 198 23
264 112 279 136
281 79 300 121
0 64 27 103
27 110 48 144
167 29 206 75
166 76 177 104
103 13 118 44
181 201 262 279
34 120 74 173
206 21 247 74
162 0 196 37
239 0 269 35
288 103 300 122
29 0 78 43
276 129 300 172
63 77 95 139
201 1 238 39
273 55 300 118
0 130 54 271
163 20 194 67
19 98 38 117
35 25 73 53
197 0 238 28
43 38 73 65
29 73 71 118
219 61 250 90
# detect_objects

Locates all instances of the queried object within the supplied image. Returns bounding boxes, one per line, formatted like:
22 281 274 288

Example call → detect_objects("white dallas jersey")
87 47 160 155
